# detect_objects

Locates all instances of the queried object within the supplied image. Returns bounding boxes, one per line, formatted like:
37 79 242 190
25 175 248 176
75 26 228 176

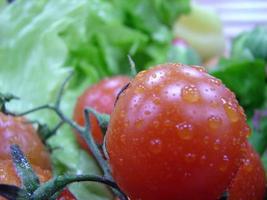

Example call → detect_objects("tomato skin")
228 143 266 200
106 64 250 200
57 188 76 200
0 160 52 200
0 113 51 170
73 76 130 152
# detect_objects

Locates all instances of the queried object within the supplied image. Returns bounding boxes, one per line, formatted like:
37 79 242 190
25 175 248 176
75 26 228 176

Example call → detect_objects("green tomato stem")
31 174 127 200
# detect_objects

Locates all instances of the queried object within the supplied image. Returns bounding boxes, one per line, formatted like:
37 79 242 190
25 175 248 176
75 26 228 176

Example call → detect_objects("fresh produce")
73 76 130 152
0 0 267 199
106 63 250 200
228 143 266 200
0 113 51 170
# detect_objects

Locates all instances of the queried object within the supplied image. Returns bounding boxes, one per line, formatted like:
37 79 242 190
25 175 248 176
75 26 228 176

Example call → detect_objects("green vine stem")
31 174 127 200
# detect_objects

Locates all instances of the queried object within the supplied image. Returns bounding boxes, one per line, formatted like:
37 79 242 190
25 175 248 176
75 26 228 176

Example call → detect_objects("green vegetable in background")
231 26 267 62
211 59 266 117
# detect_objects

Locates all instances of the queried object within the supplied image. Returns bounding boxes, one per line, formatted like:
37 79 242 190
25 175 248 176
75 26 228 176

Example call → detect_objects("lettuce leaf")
231 26 267 62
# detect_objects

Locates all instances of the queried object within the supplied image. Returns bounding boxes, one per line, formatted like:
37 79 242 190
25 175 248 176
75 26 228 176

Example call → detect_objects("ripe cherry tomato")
0 113 51 170
106 63 250 200
57 188 76 200
73 76 130 152
228 143 266 200
0 160 51 200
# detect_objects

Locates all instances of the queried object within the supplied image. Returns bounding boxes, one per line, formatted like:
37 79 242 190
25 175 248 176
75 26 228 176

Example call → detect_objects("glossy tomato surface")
57 188 77 200
73 76 130 151
0 113 51 170
106 63 250 200
229 143 266 200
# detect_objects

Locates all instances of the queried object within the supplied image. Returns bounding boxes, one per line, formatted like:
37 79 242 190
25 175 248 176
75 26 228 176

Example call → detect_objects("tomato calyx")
0 92 19 116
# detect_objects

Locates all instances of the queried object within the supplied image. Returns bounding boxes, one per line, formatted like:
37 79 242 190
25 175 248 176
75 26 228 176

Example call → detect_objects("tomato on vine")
228 143 266 200
73 76 130 152
0 113 51 170
106 63 250 200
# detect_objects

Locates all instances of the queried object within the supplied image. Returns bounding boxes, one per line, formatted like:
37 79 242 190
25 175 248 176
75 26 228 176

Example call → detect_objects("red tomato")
0 160 51 200
57 188 76 200
228 143 266 200
0 113 51 170
106 64 250 200
73 76 130 152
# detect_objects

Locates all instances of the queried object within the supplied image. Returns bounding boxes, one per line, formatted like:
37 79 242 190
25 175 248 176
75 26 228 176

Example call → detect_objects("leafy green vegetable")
210 59 266 117
231 26 267 62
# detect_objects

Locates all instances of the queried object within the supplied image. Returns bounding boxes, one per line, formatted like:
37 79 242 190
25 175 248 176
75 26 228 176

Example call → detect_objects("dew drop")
224 103 239 122
135 119 143 128
181 85 200 103
213 139 221 150
176 122 193 140
144 110 151 115
153 98 161 105
185 153 196 163
120 134 126 144
203 136 209 144
153 120 159 128
243 158 253 172
200 155 207 164
208 115 222 129
219 155 229 172
149 139 162 154
209 78 221 86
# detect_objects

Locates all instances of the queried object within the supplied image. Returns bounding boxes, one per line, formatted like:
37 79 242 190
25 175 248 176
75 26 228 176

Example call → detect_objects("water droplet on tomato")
176 122 193 140
135 119 143 128
153 120 159 128
153 98 161 105
144 110 151 115
185 153 196 163
209 78 221 86
224 103 239 122
203 136 209 144
208 115 222 129
148 139 162 154
213 139 221 150
181 85 200 103
243 158 253 172
120 134 126 144
219 155 229 172
200 155 207 164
